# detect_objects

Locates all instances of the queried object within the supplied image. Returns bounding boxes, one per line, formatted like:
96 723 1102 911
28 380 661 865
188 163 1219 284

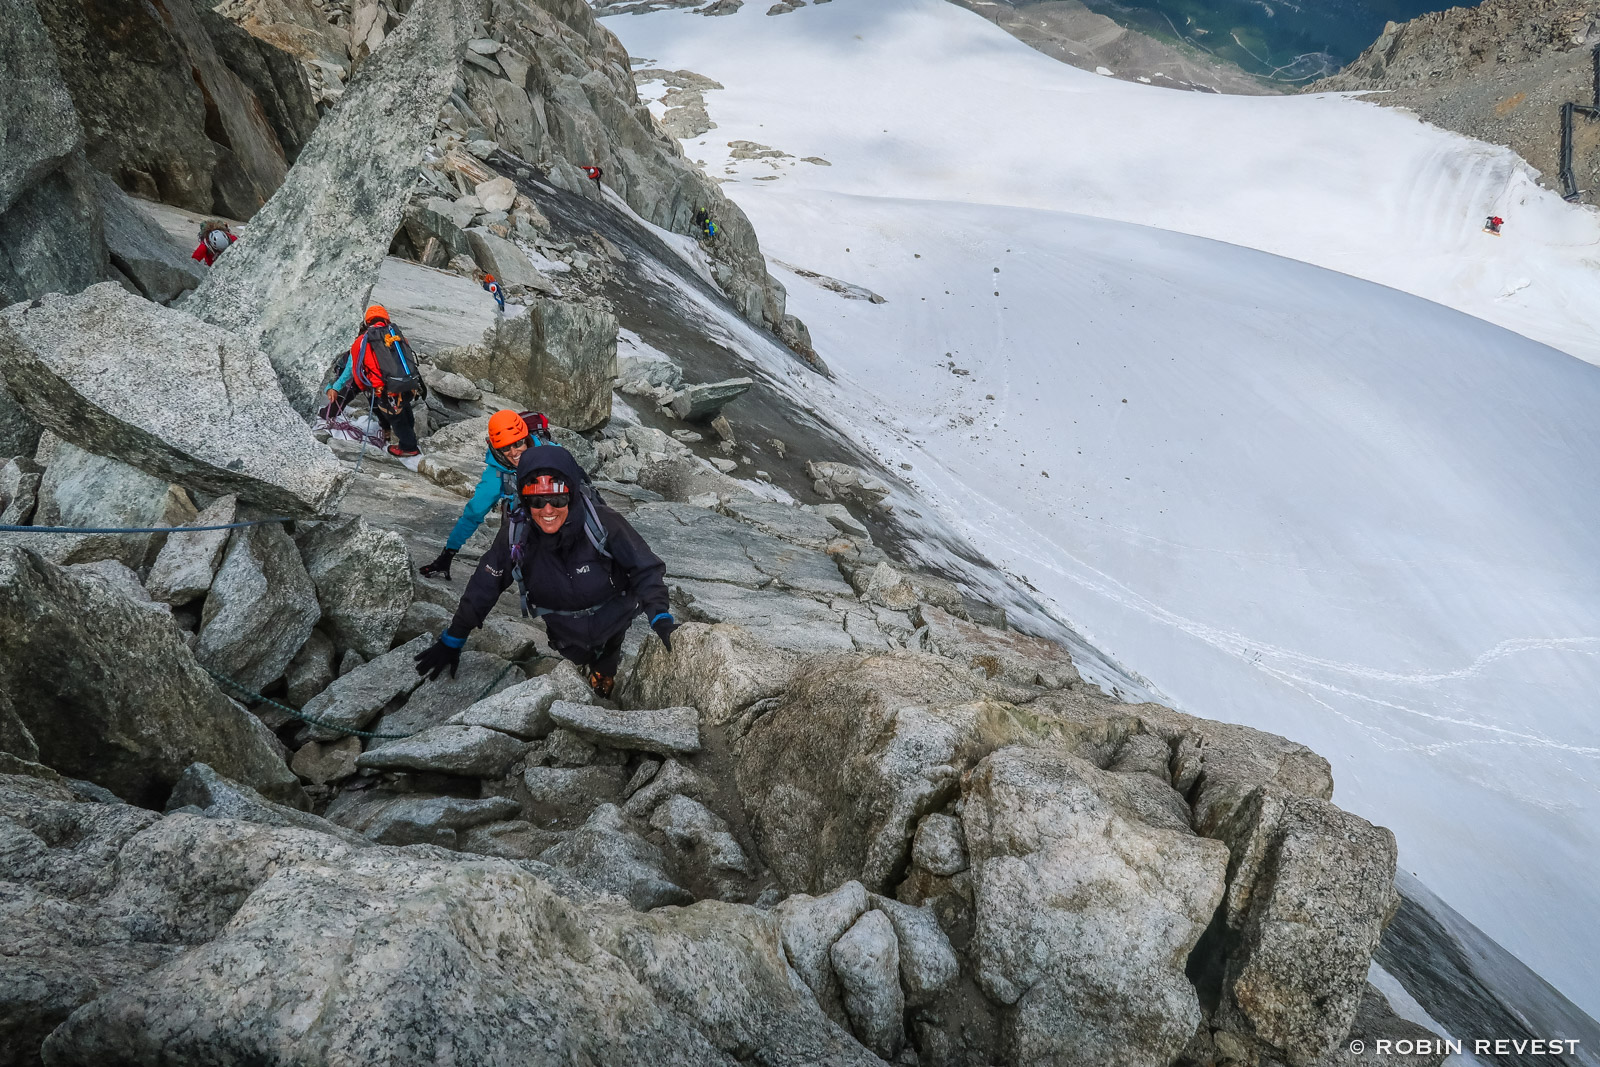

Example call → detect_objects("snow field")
603 0 1600 1014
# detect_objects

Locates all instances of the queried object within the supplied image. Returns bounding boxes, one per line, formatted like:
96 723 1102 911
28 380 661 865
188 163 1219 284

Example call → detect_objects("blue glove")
650 612 679 651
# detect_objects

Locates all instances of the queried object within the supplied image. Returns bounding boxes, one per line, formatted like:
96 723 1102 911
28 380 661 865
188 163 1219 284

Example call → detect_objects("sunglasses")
525 493 570 510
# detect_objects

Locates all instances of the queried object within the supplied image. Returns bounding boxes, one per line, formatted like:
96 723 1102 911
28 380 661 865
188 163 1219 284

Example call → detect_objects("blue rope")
0 518 291 535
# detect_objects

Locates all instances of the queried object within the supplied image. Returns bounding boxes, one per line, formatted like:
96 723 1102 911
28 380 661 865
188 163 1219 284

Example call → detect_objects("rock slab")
547 700 701 755
184 0 476 410
0 546 303 808
0 284 349 516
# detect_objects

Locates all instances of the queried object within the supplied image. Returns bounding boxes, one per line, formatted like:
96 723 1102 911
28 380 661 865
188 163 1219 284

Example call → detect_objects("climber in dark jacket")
414 445 677 697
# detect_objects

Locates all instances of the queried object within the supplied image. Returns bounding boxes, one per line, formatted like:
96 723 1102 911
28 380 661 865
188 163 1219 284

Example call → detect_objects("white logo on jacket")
575 565 591 574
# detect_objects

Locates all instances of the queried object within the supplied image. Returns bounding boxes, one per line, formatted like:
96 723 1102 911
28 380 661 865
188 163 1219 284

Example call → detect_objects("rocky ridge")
0 0 1444 1064
1310 0 1600 204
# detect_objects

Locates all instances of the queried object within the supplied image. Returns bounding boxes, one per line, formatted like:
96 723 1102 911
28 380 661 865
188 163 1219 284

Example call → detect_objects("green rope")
204 667 416 740
206 654 529 742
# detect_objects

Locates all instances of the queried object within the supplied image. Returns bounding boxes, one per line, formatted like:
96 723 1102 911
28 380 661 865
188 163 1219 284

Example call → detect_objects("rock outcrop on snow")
450 0 797 337
186 0 475 409
0 284 349 516
1310 0 1600 203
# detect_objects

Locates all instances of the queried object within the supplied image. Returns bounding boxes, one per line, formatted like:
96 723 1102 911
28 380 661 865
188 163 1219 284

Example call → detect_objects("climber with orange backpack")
323 304 426 458
418 409 554 581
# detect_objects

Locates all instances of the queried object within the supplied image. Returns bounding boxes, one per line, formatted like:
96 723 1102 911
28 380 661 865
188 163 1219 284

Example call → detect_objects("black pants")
326 388 418 451
376 398 418 452
553 627 627 677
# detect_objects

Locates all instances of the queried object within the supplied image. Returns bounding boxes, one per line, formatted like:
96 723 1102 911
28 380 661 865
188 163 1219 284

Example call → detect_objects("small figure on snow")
1484 215 1504 235
482 272 505 313
582 164 604 198
192 220 237 266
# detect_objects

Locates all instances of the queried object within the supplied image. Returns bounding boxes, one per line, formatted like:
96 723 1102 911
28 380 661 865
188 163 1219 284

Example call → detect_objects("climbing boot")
387 444 421 458
419 548 455 581
587 669 615 698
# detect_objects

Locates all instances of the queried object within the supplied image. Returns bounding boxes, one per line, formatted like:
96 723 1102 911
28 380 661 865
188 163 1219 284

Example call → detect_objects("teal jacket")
445 444 541 551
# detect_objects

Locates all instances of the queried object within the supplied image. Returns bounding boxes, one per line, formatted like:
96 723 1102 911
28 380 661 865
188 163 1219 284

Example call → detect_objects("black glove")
415 636 462 681
650 612 679 652
419 549 456 581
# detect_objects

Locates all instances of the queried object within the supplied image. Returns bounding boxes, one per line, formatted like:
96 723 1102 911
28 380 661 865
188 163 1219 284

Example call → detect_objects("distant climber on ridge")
192 220 237 266
582 164 604 197
322 304 426 459
414 445 678 698
693 207 718 240
1484 215 1504 235
482 272 505 313
417 409 554 581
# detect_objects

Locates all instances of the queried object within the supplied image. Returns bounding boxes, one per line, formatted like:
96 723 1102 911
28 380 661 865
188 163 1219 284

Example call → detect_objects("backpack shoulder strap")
580 488 611 560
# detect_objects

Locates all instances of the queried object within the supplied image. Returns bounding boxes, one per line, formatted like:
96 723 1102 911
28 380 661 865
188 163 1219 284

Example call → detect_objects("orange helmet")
363 304 389 325
487 409 529 450
483 274 495 282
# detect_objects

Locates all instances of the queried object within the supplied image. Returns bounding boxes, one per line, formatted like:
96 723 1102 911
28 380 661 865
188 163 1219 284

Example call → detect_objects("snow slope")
602 0 1600 1014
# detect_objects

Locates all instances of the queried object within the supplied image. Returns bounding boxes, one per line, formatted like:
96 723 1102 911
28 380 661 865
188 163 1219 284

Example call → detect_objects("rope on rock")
0 518 293 535
204 667 416 740
206 655 527 742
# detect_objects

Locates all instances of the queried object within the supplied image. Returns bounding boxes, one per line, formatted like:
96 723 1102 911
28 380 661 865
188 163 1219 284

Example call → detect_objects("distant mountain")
963 0 1464 91
1311 0 1600 204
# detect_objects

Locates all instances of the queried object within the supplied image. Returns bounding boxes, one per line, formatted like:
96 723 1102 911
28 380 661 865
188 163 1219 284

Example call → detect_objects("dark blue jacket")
445 447 668 657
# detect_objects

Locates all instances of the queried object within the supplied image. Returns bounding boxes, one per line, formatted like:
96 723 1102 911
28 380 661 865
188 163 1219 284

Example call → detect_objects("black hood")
515 445 586 493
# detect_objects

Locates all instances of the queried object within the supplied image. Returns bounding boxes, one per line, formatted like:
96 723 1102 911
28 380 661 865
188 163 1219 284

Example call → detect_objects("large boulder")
1212 787 1399 1066
0 456 43 526
294 515 413 658
184 0 475 410
355 724 528 778
144 494 238 605
0 0 106 307
464 227 557 292
434 297 618 431
538 803 693 911
960 746 1229 1067
4 781 874 1066
92 172 204 304
23 441 195 570
296 634 430 741
830 909 905 1059
734 652 1033 893
0 284 350 516
625 621 803 726
0 546 303 807
166 761 367 846
196 521 321 693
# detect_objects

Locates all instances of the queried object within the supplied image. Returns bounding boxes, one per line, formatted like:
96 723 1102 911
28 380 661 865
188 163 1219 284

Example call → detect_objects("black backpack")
353 323 422 396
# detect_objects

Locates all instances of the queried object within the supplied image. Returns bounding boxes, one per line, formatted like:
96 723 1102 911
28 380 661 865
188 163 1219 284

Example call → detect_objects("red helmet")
520 473 569 497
